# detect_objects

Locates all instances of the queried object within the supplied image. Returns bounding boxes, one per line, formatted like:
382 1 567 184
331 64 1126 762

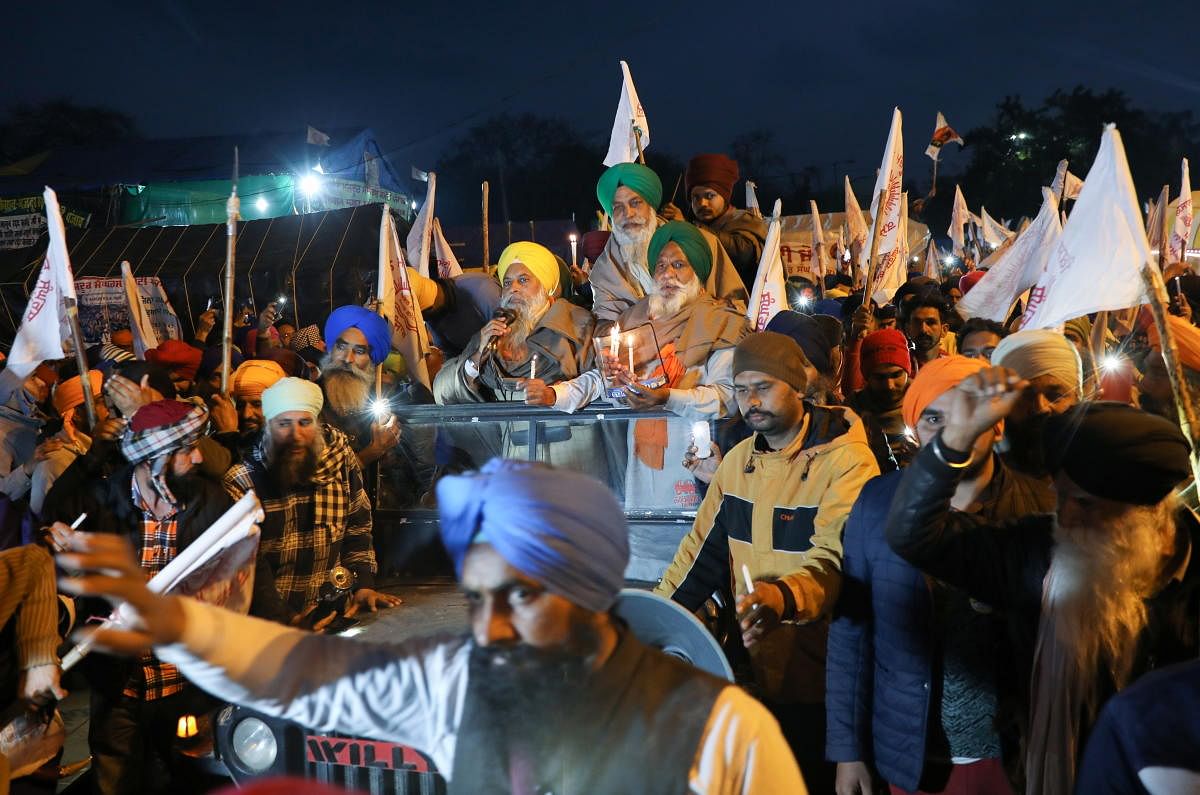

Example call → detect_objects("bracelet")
931 432 975 470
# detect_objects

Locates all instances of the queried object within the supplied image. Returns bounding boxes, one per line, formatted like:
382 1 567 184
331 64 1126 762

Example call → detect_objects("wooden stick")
64 297 98 430
862 190 887 303
633 127 646 165
929 157 939 198
1141 262 1200 484
1158 184 1171 269
220 147 239 395
481 181 490 269
1089 309 1108 398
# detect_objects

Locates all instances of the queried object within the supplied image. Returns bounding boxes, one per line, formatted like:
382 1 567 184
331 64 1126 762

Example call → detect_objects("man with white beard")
434 241 594 404
319 305 402 467
884 367 1200 795
529 221 747 510
588 163 748 326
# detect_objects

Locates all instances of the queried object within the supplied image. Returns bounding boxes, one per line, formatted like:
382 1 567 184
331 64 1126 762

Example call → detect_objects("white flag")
844 175 869 248
956 189 1062 323
379 206 432 390
306 126 331 146
1169 158 1193 263
406 172 436 278
809 200 826 286
432 218 464 279
923 240 940 280
747 200 787 331
1022 126 1150 329
121 261 158 359
1146 197 1164 249
8 188 76 379
602 60 649 166
949 185 970 257
980 206 1015 247
1050 159 1084 201
874 191 909 303
865 107 905 304
745 180 762 219
410 166 430 183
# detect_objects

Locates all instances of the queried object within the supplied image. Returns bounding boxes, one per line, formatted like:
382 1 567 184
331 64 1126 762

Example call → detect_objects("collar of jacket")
745 402 870 475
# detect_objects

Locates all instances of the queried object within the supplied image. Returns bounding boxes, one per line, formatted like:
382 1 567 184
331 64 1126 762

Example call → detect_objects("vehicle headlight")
231 717 277 772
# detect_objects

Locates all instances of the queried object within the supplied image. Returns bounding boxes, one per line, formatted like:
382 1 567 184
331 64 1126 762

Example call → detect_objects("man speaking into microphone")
435 242 595 404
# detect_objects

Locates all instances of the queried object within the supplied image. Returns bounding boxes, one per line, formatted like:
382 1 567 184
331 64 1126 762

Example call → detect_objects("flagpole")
1141 262 1200 484
481 181 490 270
1158 184 1171 269
633 126 646 165
930 156 939 198
1058 161 1070 217
810 200 827 299
862 190 887 302
220 147 239 395
64 296 98 430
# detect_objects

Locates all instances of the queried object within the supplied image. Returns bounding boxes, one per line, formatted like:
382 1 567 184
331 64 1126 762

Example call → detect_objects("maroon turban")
959 271 986 296
685 154 740 204
580 231 611 263
145 340 203 381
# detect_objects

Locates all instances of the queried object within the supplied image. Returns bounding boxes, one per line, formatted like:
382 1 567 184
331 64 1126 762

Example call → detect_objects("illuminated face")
653 242 698 297
906 307 944 349
733 370 804 438
330 327 373 372
689 186 727 223
960 330 1003 361
238 395 265 435
267 411 319 455
461 543 591 650
501 263 549 309
611 186 655 233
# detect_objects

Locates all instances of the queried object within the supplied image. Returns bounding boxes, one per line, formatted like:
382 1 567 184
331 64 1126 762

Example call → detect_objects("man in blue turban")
57 459 804 793
319 305 402 466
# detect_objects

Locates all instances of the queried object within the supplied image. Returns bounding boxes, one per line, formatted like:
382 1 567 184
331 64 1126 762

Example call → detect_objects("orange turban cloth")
52 370 104 443
232 359 287 401
1147 314 1200 372
901 355 990 431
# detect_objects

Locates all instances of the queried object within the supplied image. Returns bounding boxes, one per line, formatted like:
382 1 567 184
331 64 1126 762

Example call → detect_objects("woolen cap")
732 331 809 392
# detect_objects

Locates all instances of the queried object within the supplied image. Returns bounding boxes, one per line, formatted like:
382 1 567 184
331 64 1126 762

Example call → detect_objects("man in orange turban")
30 371 108 517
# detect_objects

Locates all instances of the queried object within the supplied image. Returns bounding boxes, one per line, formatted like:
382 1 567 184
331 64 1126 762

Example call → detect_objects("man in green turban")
588 163 749 325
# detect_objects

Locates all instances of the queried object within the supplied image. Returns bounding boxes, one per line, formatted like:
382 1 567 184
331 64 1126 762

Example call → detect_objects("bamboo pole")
220 148 239 395
64 297 97 430
481 181 490 269
633 127 646 165
1141 261 1200 484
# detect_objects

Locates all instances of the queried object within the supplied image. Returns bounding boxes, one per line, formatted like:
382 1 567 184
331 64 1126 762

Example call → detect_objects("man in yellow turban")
588 163 749 325
434 241 595 404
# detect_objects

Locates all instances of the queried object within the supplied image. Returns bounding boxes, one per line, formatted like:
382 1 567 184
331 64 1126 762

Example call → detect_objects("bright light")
370 398 391 423
911 256 920 263
1008 132 1032 142
569 233 578 243
411 200 418 210
299 174 321 197
942 256 955 265
798 295 812 307
842 249 851 262
312 163 325 175
255 197 268 212
1100 354 1125 373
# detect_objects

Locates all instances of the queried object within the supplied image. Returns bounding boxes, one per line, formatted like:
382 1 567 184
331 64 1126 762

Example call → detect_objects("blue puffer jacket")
826 460 1053 791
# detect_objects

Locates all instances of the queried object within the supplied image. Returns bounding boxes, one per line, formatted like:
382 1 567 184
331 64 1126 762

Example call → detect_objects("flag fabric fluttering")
809 199 826 287
8 187 76 379
1050 159 1084 201
603 60 649 166
923 240 940 280
865 108 905 304
925 112 964 160
121 261 158 359
747 200 788 331
745 180 762 219
844 175 869 250
1169 158 1193 264
949 185 971 257
380 206 432 390
896 192 911 277
432 218 464 279
980 206 1015 247
406 172 437 278
1021 126 1150 330
1146 197 1164 250
410 166 430 183
955 190 1063 323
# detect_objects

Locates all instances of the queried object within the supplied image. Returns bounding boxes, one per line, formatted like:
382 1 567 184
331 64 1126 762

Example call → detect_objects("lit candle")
569 233 578 269
692 421 711 458
609 324 620 357
529 353 538 381
626 333 634 374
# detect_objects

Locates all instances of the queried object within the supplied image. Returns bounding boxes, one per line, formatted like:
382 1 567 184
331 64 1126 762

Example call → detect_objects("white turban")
992 329 1083 397
261 377 324 422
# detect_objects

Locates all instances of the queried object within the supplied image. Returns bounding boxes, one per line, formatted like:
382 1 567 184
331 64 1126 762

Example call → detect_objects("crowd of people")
1 152 1198 794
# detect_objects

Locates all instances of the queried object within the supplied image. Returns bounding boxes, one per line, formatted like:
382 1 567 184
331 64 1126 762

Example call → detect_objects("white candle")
626 333 634 373
529 353 538 381
609 324 620 357
692 421 711 458
569 233 578 268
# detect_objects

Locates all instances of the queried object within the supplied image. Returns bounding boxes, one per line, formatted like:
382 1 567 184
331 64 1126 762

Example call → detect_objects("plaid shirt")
123 475 186 700
224 425 376 615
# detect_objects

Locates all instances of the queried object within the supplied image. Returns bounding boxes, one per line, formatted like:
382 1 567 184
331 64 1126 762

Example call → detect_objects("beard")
1040 498 1172 705
264 431 324 490
648 277 702 320
612 220 658 294
321 362 372 417
164 468 200 503
499 289 550 361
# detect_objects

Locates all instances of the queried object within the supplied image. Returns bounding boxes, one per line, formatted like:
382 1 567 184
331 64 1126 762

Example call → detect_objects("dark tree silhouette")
0 100 140 163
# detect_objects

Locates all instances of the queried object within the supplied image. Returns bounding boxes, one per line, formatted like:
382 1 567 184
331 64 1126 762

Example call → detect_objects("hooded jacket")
655 402 879 701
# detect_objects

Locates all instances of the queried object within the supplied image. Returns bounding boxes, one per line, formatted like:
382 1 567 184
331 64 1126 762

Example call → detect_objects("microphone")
480 307 518 358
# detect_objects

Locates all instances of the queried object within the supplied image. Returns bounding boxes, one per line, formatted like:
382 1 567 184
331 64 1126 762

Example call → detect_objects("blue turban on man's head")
436 459 629 614
324 305 392 365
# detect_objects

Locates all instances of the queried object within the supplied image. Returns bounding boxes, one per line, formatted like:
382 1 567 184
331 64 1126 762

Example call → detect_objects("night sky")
5 0 1196 191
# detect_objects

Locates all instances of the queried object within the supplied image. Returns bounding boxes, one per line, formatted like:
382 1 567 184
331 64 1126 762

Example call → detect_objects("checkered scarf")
119 401 209 504
288 324 323 352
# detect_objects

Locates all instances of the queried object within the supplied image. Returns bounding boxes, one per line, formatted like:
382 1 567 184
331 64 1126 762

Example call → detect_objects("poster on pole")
74 275 183 346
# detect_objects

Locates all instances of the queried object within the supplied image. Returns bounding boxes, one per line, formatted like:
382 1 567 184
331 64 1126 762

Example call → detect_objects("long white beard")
322 365 372 417
613 221 657 295
648 277 702 320
499 290 550 360
1026 499 1172 794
